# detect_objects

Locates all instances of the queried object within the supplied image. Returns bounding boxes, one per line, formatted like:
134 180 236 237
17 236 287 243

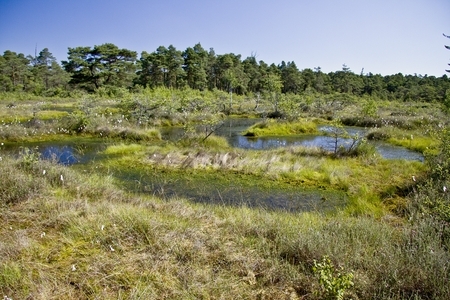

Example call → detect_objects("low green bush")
366 129 391 140
313 255 354 300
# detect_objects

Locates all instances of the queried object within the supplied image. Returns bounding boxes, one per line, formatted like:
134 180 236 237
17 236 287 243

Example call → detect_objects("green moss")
36 110 69 120
345 187 385 217
388 135 439 153
104 143 147 155
0 115 30 123
0 262 23 289
243 119 318 137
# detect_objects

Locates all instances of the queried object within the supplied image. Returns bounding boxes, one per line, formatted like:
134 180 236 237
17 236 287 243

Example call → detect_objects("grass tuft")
243 119 318 136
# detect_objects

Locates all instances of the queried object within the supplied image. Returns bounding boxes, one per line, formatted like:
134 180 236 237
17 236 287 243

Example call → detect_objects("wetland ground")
1 90 449 299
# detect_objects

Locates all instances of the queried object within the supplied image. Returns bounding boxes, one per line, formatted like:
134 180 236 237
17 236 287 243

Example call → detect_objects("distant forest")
1 42 449 104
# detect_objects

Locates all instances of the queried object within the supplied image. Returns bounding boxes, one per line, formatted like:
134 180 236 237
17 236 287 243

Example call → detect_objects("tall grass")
1 153 449 299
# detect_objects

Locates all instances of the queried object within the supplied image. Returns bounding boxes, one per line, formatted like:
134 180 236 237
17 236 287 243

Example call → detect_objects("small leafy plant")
312 255 354 300
20 146 41 168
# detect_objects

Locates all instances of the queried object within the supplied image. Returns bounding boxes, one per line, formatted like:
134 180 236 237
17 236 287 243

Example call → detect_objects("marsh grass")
93 126 162 141
1 155 449 299
35 110 70 120
338 100 447 130
101 139 426 218
388 135 438 154
1 94 448 298
242 119 318 137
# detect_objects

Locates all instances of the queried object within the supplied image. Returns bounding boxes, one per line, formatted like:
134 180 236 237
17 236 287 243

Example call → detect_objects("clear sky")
1 0 449 76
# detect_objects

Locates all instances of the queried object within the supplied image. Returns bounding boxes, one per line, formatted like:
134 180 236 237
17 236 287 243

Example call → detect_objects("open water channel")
164 118 424 162
2 118 424 212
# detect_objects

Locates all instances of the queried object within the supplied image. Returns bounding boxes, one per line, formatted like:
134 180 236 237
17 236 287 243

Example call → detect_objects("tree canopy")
62 43 137 91
0 42 449 105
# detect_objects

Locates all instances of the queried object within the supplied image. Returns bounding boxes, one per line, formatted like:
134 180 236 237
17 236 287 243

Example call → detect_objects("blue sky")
0 0 449 76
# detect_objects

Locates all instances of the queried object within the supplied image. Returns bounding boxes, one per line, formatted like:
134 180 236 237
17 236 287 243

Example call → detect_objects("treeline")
1 43 450 103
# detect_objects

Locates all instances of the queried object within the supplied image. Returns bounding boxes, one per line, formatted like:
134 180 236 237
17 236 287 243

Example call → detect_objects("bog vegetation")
0 42 450 299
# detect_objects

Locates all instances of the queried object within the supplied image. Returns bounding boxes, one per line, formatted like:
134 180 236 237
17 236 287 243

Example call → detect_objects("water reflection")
4 141 107 165
117 169 347 212
4 119 424 165
41 145 78 165
0 119 423 212
374 143 424 161
233 135 355 152
206 121 424 162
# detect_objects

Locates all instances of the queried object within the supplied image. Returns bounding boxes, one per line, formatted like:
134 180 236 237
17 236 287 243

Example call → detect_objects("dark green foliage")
136 45 185 88
0 50 30 92
28 48 70 93
183 43 209 90
0 48 69 95
1 42 450 108
62 43 137 91
366 129 391 140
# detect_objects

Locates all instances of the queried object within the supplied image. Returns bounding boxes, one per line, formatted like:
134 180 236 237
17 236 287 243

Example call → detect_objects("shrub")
348 139 377 157
313 255 354 300
59 111 89 133
366 129 390 140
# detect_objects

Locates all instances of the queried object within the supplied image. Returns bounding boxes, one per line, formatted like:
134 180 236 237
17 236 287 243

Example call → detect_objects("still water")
1 119 424 212
197 119 424 162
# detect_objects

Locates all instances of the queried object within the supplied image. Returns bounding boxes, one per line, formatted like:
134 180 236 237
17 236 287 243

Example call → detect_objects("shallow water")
163 119 424 162
1 118 425 164
1 119 423 212
2 139 107 165
113 167 347 212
